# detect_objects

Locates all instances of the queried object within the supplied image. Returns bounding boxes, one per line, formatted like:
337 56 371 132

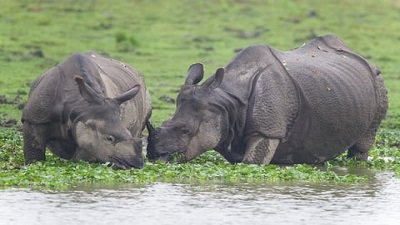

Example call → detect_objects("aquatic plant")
1 128 399 190
324 129 400 175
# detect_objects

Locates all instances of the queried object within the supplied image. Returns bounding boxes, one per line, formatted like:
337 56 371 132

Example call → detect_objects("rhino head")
147 63 228 163
69 76 143 169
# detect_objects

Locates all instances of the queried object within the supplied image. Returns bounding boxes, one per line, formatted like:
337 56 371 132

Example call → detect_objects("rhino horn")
146 121 161 159
114 84 140 105
146 121 158 139
75 76 103 104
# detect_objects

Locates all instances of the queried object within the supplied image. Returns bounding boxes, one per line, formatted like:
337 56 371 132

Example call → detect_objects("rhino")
22 51 151 169
147 35 388 165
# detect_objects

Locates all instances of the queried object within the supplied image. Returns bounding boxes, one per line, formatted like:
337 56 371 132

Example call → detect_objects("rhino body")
147 35 388 165
22 51 151 169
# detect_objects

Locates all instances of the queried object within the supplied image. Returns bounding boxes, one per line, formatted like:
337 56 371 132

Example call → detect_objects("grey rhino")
147 35 388 165
22 51 151 169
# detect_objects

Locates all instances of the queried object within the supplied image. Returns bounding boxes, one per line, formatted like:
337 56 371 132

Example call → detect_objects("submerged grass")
0 0 400 189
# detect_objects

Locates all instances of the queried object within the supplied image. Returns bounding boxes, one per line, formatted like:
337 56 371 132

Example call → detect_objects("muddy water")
1 172 399 225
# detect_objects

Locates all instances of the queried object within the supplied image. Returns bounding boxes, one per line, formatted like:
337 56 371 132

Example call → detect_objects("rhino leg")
242 137 280 164
347 129 377 161
348 75 388 161
47 141 76 160
23 123 47 164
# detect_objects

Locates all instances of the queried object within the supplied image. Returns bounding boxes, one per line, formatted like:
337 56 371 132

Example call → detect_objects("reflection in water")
0 173 399 225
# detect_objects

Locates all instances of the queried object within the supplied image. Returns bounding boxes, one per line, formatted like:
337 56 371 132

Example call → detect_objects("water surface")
1 172 399 225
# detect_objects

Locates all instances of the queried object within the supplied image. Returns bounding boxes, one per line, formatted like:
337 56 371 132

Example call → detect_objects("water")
1 172 399 225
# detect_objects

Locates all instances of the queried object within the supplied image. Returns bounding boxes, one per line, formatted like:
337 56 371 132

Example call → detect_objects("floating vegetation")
1 129 399 190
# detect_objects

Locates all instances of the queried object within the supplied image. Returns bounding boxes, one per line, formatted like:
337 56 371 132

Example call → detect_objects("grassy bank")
1 0 399 189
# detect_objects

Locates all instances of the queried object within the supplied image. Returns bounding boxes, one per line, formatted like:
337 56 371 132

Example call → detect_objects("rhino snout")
110 155 143 169
146 124 188 162
109 138 144 169
147 151 170 162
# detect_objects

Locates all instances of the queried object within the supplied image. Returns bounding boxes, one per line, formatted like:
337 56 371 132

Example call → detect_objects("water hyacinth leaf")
1 129 400 189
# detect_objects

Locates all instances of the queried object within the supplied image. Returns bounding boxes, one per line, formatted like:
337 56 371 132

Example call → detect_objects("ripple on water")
0 173 399 225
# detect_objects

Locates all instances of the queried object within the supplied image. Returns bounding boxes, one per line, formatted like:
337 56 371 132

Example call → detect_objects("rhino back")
23 53 106 125
272 35 380 163
22 66 65 124
84 51 151 136
23 52 151 135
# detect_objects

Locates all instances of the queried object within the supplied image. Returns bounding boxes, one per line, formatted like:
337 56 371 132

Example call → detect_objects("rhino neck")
213 61 273 163
213 88 247 162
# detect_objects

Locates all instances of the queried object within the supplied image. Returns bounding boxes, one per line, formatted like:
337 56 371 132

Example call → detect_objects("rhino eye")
104 134 116 143
180 127 191 135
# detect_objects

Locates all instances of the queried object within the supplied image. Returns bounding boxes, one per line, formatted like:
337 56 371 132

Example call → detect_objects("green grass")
0 0 399 189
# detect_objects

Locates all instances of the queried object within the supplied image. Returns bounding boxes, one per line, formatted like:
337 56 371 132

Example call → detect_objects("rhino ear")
75 76 103 104
184 63 204 85
209 67 225 90
114 85 140 105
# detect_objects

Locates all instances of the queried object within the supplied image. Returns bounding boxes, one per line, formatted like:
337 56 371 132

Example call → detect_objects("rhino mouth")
148 152 169 162
170 152 186 163
147 150 186 163
110 156 143 169
146 121 187 163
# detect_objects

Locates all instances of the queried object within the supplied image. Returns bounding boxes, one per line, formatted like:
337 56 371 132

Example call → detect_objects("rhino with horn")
147 35 387 165
22 51 151 169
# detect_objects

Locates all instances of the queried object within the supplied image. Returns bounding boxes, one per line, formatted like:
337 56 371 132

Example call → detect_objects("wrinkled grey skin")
147 35 388 165
22 51 151 169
